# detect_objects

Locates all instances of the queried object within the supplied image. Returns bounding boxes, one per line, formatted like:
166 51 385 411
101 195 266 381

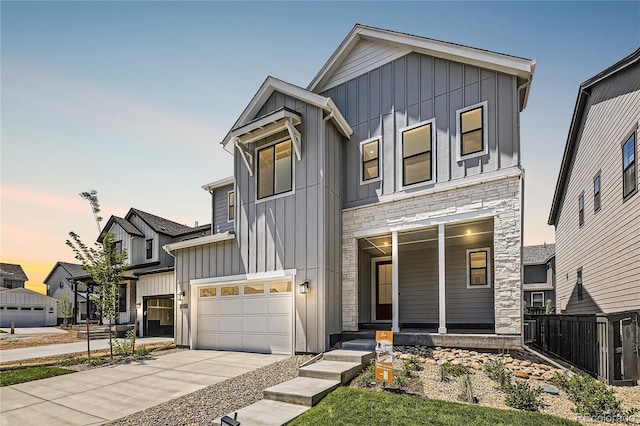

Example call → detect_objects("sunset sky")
1 2 639 294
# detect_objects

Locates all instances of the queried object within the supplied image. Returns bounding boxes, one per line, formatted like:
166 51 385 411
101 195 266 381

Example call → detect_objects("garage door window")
21 307 31 311
269 281 291 293
6 307 17 310
34 307 44 311
220 285 239 296
244 284 265 295
199 287 217 298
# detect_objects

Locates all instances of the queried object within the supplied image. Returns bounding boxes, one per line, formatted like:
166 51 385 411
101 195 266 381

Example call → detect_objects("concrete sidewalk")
1 350 288 425
0 337 173 363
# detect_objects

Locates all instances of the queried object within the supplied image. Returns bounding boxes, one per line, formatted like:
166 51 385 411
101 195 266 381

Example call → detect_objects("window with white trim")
257 139 293 199
531 292 544 308
623 131 636 199
457 101 488 161
360 138 380 183
228 191 235 221
466 248 491 288
578 193 584 227
146 238 153 259
593 174 601 213
400 121 433 188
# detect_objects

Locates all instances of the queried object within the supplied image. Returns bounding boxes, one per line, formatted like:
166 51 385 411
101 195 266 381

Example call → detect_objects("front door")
143 296 174 337
375 260 392 321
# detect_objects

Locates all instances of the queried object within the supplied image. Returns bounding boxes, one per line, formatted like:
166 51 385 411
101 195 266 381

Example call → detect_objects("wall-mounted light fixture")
299 280 310 295
136 302 141 309
177 290 185 302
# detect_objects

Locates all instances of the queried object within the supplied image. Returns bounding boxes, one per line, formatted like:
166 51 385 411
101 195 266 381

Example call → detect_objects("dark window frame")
400 121 433 188
118 284 127 313
578 192 585 227
622 130 637 201
114 240 123 256
576 268 583 300
593 172 601 213
256 138 293 200
146 238 153 259
360 138 380 184
228 190 235 222
466 248 491 288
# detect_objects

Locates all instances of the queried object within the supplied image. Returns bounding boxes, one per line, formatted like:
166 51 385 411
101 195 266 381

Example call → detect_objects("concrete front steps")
214 349 373 426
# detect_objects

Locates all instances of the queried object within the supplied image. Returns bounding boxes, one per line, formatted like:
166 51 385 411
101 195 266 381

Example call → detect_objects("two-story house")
91 208 210 337
44 261 89 324
548 48 639 315
522 244 555 315
0 263 28 289
165 24 536 354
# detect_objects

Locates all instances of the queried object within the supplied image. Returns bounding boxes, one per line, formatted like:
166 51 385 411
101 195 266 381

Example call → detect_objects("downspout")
520 167 525 348
518 60 536 111
208 189 215 234
163 245 182 347
323 111 334 122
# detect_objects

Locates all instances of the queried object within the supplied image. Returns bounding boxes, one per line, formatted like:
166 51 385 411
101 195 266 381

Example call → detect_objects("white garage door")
196 280 292 355
0 306 46 327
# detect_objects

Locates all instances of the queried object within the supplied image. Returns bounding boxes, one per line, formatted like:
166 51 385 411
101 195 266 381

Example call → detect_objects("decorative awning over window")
231 107 302 176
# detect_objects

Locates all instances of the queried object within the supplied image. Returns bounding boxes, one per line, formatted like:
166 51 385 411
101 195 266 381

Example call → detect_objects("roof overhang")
308 24 536 111
163 231 235 253
221 77 352 153
548 48 640 225
202 176 234 192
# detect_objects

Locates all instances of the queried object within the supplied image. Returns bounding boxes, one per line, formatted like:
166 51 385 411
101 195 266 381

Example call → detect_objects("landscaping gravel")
108 354 311 426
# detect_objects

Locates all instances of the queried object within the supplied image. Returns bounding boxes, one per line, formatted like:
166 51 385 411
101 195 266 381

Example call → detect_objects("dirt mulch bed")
0 330 83 350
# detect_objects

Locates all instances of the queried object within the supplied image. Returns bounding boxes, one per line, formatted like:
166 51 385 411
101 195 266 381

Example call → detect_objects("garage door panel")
198 332 219 348
219 333 243 351
243 334 268 352
243 298 268 315
268 316 291 334
243 316 268 333
197 316 219 332
198 299 219 312
268 335 292 354
220 299 242 315
219 317 242 332
269 297 292 314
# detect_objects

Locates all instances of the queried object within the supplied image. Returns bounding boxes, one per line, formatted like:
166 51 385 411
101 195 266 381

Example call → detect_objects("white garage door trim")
190 270 296 355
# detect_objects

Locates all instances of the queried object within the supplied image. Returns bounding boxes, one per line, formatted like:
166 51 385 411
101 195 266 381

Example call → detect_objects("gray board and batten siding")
321 51 520 209
210 183 235 234
175 90 345 353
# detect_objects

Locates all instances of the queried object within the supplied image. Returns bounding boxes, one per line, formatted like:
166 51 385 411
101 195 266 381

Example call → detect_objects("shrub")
459 373 477 403
551 370 637 418
505 380 544 411
484 359 512 391
111 329 135 356
402 354 423 378
135 345 152 357
440 362 470 382
393 371 407 387
358 360 376 387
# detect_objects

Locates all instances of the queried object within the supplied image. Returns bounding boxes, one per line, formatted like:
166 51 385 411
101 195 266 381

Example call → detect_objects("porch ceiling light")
299 280 310 295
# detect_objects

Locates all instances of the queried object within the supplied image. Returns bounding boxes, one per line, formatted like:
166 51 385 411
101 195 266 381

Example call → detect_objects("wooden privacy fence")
533 310 639 385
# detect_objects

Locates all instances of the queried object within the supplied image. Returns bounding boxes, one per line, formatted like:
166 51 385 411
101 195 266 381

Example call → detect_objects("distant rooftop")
0 263 29 281
523 244 556 265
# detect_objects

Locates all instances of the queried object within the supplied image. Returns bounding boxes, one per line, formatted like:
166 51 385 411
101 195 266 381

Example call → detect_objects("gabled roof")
548 48 640 226
523 244 556 265
221 76 352 152
127 208 196 237
308 24 536 110
202 176 234 192
98 216 144 241
43 261 87 284
0 263 29 281
0 287 58 302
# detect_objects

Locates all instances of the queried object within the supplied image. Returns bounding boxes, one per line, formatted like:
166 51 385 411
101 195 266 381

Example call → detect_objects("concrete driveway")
1 350 289 425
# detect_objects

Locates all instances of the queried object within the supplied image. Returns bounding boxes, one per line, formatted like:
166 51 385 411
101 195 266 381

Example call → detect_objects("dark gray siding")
212 183 235 234
358 249 372 323
322 52 519 209
398 246 439 324
524 264 547 284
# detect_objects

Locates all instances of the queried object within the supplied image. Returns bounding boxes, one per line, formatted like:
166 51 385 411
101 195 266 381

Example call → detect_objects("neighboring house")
44 262 89 325
165 24 536 354
0 288 58 327
92 208 210 337
548 48 640 315
523 244 555 314
0 263 28 289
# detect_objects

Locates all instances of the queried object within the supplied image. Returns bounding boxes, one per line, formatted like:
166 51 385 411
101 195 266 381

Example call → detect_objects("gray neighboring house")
523 244 555 314
94 208 210 337
0 288 58 327
0 263 28 289
165 24 536 355
548 48 639 315
44 262 89 325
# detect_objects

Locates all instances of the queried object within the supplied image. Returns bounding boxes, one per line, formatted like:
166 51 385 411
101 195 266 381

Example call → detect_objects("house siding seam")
342 174 522 335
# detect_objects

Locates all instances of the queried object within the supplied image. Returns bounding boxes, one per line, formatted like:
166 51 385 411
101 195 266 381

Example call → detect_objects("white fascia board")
202 176 234 191
231 109 301 142
222 77 352 152
163 232 235 252
190 269 298 286
309 26 535 92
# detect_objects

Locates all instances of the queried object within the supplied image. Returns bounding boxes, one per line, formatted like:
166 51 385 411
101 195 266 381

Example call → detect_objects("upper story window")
578 193 585 227
228 191 235 221
114 240 123 256
466 248 491 288
399 120 434 189
593 173 601 213
456 101 488 161
360 138 380 184
146 239 153 259
257 139 293 200
576 268 583 300
623 131 636 200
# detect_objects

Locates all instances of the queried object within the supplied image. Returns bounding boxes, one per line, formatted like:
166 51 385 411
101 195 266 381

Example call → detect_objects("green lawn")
287 387 580 426
0 366 74 386
0 329 7 333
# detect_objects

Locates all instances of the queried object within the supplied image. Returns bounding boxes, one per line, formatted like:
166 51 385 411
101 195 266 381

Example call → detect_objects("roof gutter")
518 60 536 111
163 231 235 254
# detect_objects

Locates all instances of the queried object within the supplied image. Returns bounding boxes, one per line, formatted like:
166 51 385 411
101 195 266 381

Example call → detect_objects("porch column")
438 224 447 334
391 231 400 333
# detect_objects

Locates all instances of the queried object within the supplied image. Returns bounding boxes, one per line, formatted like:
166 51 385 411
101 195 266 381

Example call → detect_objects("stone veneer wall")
342 174 522 335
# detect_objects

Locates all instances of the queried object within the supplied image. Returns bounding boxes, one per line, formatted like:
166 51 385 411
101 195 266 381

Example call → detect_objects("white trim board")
190 269 298 286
